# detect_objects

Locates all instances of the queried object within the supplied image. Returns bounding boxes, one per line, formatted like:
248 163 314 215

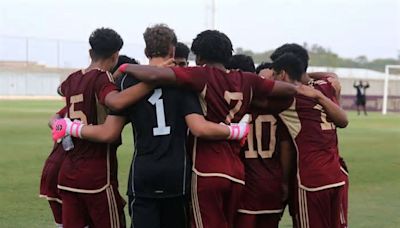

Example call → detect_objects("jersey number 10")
148 89 171 136
245 115 277 159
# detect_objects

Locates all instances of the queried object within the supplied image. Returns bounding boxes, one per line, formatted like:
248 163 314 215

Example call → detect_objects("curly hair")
270 43 309 72
89 28 123 60
226 54 255 72
191 30 233 65
143 24 177 58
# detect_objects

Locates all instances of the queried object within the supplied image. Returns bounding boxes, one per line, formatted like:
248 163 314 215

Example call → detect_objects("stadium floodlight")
383 65 400 115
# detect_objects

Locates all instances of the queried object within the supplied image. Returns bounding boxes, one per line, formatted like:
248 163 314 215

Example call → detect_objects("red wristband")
119 63 129 73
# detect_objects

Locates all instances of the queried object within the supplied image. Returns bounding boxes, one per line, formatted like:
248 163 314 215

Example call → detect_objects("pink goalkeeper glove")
227 122 250 146
52 118 84 142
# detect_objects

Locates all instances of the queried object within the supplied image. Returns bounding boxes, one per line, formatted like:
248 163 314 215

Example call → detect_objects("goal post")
383 65 400 115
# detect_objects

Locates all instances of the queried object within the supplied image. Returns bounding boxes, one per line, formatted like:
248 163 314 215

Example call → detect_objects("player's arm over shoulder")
299 85 348 128
249 73 296 111
308 72 341 102
115 64 177 85
80 115 126 143
180 91 230 139
251 73 297 98
105 75 154 111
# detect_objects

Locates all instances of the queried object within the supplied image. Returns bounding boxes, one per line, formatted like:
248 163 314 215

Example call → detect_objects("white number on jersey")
148 89 171 136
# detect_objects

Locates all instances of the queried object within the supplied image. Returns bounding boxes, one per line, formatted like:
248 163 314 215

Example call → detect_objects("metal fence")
0 35 146 68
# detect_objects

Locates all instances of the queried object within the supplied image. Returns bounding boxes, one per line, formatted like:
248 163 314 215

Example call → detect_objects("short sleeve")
171 66 208 92
94 72 118 105
181 90 204 117
59 79 68 96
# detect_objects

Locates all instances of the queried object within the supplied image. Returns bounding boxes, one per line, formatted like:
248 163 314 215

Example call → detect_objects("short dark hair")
89 28 123 60
111 55 139 74
272 53 304 81
255 62 272 74
175 42 190 59
270 43 309 72
226 54 255 73
191 30 233 65
143 24 177 58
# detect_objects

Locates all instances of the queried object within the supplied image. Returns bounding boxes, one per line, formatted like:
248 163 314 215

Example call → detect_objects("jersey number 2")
148 89 171 136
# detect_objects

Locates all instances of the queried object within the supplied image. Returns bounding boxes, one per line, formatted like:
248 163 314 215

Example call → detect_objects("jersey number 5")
245 115 277 159
69 94 88 124
148 89 171 136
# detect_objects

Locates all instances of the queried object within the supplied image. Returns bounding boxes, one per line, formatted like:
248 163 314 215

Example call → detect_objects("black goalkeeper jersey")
114 74 203 198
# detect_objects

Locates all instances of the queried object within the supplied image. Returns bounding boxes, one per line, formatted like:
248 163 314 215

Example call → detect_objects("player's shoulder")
91 68 113 81
116 74 139 91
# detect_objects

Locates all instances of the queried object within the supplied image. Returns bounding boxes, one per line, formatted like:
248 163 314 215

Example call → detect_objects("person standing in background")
353 80 369 115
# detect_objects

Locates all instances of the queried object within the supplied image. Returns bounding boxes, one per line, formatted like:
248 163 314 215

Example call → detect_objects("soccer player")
114 30 300 228
53 25 249 228
174 42 190 67
272 53 348 228
226 54 256 73
54 27 147 228
270 43 349 227
227 56 293 228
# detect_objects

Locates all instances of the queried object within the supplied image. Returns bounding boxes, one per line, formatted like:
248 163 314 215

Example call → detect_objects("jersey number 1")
148 89 171 136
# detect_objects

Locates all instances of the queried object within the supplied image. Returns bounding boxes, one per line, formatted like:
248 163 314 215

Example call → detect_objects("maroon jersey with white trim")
171 66 275 183
57 69 119 192
238 114 289 212
279 79 346 190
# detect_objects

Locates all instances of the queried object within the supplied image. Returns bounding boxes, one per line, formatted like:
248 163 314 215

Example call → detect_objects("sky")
0 0 399 67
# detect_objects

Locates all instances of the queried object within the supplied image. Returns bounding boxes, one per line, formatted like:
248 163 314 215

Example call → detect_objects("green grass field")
0 100 399 227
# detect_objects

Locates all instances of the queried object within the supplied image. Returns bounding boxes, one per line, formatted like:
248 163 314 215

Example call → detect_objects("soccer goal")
382 65 400 114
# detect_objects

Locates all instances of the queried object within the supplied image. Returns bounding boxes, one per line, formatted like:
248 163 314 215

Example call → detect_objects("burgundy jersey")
238 114 289 213
39 106 68 202
57 69 119 193
279 79 346 190
171 66 275 183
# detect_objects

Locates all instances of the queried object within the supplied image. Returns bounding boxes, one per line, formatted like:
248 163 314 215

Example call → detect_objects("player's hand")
157 58 175 67
227 122 250 145
52 118 84 142
113 63 130 80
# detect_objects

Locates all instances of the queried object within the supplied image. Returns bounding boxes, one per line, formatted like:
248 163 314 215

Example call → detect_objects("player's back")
279 79 346 190
57 69 119 192
117 75 200 198
238 114 286 212
172 66 275 183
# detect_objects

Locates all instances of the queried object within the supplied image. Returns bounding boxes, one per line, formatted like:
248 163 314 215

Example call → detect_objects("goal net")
383 65 400 114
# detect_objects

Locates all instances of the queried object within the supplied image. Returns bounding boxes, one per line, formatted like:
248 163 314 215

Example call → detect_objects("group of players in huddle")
40 24 349 228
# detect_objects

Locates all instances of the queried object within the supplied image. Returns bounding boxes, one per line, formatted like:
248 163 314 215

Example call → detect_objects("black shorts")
128 195 189 228
356 96 366 106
